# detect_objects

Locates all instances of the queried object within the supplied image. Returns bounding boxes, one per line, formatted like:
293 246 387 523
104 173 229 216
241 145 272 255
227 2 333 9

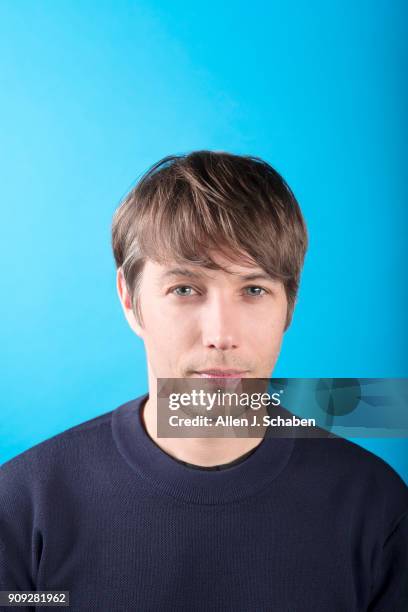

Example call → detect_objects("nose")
201 294 240 351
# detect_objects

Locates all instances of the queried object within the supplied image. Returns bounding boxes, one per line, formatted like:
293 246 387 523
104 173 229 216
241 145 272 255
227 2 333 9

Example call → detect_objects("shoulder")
324 435 405 485
294 435 408 535
294 431 405 480
0 398 138 487
1 409 110 474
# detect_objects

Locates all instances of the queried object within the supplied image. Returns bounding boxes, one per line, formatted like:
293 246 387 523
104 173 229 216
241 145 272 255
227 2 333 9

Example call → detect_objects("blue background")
0 1 407 481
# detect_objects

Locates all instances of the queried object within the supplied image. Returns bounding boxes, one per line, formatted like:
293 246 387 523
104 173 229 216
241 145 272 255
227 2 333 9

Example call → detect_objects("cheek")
144 306 198 348
249 303 286 333
256 328 283 353
246 311 285 354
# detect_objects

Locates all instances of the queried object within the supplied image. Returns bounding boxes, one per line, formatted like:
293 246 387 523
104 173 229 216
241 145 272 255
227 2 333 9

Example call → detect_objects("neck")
141 391 267 467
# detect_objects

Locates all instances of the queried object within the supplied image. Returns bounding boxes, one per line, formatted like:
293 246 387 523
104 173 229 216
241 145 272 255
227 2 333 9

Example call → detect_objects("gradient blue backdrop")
1 1 407 481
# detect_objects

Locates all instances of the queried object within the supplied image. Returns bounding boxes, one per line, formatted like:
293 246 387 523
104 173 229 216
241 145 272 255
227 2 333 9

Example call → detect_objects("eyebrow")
236 272 278 283
159 267 278 283
160 268 203 281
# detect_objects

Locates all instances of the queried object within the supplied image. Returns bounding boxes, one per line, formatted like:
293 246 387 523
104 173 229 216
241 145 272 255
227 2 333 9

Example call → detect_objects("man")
1 151 407 611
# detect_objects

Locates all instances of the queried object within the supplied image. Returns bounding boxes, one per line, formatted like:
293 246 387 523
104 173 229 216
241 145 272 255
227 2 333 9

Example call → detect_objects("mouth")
193 369 249 379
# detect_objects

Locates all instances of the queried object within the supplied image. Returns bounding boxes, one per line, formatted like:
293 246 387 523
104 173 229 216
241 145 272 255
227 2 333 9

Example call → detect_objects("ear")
116 267 143 338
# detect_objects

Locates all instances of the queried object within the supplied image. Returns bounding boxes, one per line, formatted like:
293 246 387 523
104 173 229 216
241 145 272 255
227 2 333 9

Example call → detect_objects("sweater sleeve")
366 510 408 611
0 455 39 611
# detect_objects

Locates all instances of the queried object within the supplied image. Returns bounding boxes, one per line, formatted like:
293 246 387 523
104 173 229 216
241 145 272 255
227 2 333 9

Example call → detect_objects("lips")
193 369 248 378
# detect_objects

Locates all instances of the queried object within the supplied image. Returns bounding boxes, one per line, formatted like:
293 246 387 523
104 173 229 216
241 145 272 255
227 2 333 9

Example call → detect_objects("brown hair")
111 150 308 330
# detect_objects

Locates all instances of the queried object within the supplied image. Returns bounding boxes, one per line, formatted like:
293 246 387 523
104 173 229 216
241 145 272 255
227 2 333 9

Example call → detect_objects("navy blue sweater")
1 394 407 611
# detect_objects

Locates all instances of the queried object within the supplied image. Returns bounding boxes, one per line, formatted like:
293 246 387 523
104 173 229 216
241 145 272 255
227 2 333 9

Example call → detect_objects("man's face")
117 251 288 380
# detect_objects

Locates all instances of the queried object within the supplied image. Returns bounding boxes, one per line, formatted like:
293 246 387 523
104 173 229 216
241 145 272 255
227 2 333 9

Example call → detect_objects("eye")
244 286 267 298
171 285 198 297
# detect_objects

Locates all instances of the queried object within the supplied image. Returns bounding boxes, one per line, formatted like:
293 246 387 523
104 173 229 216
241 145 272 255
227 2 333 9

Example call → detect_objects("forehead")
143 252 279 284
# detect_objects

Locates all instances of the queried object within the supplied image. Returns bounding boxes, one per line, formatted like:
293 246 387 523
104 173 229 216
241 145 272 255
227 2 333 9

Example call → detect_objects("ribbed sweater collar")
112 394 295 505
